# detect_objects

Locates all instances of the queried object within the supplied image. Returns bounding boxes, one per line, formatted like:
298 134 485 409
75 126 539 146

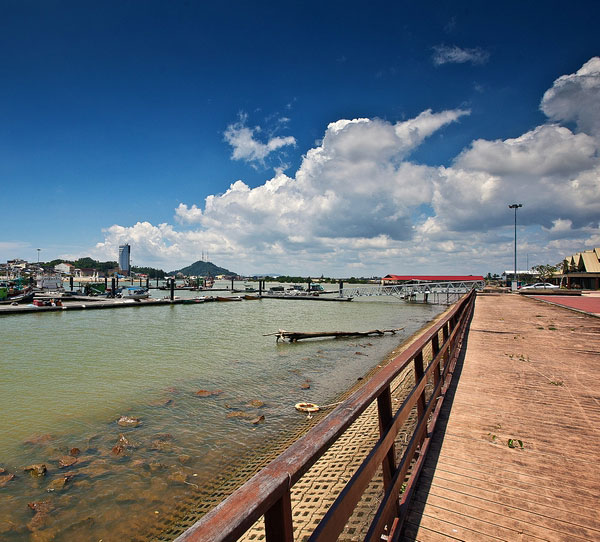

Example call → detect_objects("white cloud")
541 56 600 137
432 45 490 66
92 58 600 275
175 203 203 224
223 113 296 165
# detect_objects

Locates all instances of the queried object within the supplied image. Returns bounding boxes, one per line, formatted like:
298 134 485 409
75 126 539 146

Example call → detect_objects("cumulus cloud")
432 45 490 66
224 113 296 165
93 58 600 275
541 56 600 137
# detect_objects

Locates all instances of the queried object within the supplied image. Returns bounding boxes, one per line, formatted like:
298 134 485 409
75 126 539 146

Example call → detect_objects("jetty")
173 291 600 542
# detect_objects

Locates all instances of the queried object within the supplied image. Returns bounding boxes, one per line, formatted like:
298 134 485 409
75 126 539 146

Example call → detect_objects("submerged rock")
24 464 47 477
47 475 72 492
58 456 78 469
0 471 15 487
167 469 187 484
24 434 53 447
226 411 251 419
196 389 223 398
117 415 142 427
248 399 265 408
27 500 54 531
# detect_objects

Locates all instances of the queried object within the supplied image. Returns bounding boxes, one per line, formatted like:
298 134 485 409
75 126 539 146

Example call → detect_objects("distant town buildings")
560 247 600 289
54 262 74 274
119 244 131 275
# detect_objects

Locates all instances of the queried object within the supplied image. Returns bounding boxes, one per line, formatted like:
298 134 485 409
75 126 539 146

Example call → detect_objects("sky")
1 1 600 277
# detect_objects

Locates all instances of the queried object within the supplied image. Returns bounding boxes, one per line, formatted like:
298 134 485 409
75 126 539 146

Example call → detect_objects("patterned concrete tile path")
402 294 600 541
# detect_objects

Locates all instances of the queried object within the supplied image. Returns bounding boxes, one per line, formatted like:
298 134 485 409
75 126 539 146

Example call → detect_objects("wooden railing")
176 289 476 542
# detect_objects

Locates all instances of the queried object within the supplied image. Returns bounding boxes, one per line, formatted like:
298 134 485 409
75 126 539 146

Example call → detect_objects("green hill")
169 260 235 277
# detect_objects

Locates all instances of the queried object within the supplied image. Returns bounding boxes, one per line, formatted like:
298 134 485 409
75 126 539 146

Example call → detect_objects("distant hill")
169 260 235 277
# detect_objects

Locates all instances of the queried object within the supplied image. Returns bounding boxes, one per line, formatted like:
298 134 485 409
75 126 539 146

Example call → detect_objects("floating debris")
250 415 265 425
266 328 404 342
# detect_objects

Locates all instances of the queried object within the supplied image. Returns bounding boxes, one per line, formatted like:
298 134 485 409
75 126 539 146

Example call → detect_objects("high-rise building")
118 243 131 275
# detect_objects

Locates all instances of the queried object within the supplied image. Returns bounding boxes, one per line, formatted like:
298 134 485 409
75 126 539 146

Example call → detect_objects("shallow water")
0 282 443 540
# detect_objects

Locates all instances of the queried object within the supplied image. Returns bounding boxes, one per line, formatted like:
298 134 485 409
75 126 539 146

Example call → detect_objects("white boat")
119 286 150 299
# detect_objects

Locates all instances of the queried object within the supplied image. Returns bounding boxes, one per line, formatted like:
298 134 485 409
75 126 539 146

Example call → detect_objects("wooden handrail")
176 289 476 542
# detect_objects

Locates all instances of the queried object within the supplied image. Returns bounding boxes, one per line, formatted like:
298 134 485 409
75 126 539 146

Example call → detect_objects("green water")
0 284 442 540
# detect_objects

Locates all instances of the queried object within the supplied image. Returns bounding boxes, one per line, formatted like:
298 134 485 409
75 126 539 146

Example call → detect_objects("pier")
340 280 485 304
173 291 600 542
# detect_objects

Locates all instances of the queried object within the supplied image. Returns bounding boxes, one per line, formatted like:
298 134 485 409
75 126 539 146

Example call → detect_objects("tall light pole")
508 204 522 290
37 248 41 265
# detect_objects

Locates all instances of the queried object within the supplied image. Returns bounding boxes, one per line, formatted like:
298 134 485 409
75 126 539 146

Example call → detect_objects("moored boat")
119 287 150 299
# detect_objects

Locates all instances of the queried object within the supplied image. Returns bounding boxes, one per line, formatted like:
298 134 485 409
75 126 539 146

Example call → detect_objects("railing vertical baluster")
431 333 440 389
442 323 450 373
264 488 294 542
377 386 397 497
413 352 426 423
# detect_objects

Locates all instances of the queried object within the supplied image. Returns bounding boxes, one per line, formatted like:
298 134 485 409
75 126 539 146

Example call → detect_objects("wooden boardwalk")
402 294 600 542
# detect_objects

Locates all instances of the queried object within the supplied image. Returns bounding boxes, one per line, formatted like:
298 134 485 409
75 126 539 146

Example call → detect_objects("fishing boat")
0 290 35 304
216 296 243 302
244 294 260 300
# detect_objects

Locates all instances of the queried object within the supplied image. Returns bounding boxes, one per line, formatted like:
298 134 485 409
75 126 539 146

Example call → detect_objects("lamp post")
508 204 522 290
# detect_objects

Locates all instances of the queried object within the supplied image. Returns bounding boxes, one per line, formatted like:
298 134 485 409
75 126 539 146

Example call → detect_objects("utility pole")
508 204 522 290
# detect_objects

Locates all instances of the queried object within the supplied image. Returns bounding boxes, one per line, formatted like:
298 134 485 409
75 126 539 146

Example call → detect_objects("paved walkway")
402 294 600 541
531 294 600 316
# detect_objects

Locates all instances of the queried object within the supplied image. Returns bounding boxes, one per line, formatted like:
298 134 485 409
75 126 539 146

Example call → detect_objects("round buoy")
295 402 319 413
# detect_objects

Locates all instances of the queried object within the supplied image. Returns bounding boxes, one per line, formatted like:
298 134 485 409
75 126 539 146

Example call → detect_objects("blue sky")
2 1 600 276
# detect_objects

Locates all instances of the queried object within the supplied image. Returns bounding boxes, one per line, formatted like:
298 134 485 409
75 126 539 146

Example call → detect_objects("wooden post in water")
146 277 149 289
259 280 263 296
104 276 108 292
170 278 175 301
111 277 116 298
308 277 312 293
69 276 73 291
231 278 234 291
339 280 344 297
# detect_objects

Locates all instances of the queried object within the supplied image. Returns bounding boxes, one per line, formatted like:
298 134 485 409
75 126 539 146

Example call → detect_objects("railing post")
377 386 397 495
264 488 294 542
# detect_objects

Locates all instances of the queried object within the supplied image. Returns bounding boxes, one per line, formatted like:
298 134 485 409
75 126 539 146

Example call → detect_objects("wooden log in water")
264 328 404 342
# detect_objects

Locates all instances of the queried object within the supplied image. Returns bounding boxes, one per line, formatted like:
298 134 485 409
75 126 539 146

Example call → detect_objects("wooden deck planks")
401 294 600 542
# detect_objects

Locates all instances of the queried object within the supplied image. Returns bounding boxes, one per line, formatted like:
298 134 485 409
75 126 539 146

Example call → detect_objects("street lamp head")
508 203 522 209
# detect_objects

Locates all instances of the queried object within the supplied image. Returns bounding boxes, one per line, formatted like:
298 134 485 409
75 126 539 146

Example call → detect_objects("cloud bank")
93 58 600 276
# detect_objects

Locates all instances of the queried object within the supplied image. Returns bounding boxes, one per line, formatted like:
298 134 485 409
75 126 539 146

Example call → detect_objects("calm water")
0 282 442 540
